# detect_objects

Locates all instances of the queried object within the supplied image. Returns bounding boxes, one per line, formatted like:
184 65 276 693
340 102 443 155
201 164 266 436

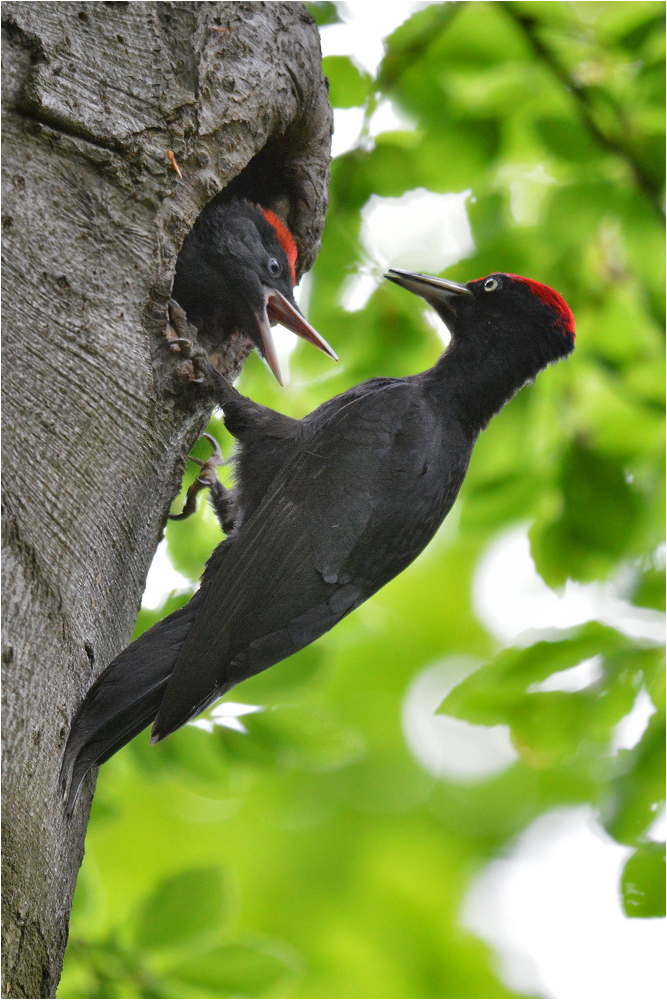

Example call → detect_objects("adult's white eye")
484 277 499 292
268 258 281 277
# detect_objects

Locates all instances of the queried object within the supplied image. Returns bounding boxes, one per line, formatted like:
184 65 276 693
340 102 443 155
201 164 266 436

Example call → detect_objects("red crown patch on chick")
261 208 298 285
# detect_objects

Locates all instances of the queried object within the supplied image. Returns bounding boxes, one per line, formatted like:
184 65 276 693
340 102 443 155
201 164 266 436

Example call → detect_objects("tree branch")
504 2 664 221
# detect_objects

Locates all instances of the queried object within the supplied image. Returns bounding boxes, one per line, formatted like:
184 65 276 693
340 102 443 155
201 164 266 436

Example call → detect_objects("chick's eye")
484 277 499 292
267 258 281 278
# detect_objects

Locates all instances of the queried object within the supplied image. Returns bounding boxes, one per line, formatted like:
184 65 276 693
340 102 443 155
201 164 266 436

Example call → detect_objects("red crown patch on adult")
508 274 575 338
261 208 297 285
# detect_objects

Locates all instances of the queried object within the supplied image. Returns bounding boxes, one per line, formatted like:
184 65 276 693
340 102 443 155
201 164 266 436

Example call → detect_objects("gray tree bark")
1 3 332 996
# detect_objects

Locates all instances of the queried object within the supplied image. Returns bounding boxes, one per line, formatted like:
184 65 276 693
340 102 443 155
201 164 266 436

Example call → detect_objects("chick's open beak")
255 289 338 385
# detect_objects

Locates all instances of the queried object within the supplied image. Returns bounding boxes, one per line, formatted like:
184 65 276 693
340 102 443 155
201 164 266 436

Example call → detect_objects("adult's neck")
424 335 535 434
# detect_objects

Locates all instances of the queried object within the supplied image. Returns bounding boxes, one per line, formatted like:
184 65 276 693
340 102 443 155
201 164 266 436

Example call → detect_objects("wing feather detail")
154 382 442 738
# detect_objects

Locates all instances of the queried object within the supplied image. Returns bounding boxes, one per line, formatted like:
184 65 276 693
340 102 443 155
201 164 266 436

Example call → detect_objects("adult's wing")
152 382 445 740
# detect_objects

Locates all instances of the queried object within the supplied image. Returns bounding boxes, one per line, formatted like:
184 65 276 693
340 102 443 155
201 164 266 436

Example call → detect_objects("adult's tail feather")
60 593 204 816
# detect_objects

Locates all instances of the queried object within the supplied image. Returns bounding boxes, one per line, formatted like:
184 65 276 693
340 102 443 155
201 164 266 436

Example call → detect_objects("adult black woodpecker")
61 270 575 814
171 198 337 383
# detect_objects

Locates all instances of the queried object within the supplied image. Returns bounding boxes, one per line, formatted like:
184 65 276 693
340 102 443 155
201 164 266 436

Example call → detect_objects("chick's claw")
167 299 192 339
166 299 207 362
169 337 195 357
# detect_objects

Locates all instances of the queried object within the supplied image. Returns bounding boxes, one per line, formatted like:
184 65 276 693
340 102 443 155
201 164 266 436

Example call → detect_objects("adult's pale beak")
384 268 473 316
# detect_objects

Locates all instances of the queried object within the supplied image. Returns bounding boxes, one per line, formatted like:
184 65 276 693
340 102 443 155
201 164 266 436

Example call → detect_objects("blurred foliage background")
59 2 664 998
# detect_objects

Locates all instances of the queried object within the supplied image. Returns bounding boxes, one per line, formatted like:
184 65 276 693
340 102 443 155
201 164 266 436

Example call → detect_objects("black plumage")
172 198 337 383
61 270 575 813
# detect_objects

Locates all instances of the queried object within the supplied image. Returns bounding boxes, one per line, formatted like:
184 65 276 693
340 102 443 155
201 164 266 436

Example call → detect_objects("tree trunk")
1 3 331 996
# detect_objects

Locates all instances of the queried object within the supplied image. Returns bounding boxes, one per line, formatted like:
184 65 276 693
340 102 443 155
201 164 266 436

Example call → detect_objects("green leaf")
219 704 364 773
379 2 464 88
322 56 373 108
603 710 666 846
304 1 340 28
135 867 227 950
439 622 630 724
165 940 296 998
128 724 235 799
440 625 660 770
621 842 666 917
530 441 644 586
535 116 599 163
629 564 666 611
